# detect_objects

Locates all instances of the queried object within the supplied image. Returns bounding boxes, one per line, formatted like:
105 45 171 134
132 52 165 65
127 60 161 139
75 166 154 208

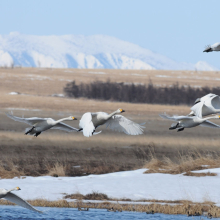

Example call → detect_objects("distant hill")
0 32 217 70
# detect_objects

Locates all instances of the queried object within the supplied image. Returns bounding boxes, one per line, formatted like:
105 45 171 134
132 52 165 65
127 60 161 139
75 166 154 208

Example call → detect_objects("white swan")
203 42 220 52
159 113 220 132
0 187 42 213
190 93 220 118
78 108 145 137
6 113 78 137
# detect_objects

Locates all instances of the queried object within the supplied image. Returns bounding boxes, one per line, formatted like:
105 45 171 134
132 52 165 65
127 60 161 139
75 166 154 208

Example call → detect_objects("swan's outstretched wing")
159 114 191 121
200 93 216 102
79 113 96 137
51 122 78 132
200 120 220 128
6 113 46 126
191 95 219 118
5 192 43 213
105 115 145 135
190 102 206 118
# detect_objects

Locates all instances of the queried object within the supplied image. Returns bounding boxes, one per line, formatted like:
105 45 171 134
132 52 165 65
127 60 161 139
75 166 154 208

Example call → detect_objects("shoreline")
0 199 218 217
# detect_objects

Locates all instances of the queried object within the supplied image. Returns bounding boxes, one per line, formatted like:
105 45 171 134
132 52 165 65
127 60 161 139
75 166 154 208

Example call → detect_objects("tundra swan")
0 187 42 213
203 42 220 52
78 108 145 137
160 113 220 132
189 93 220 118
6 113 78 137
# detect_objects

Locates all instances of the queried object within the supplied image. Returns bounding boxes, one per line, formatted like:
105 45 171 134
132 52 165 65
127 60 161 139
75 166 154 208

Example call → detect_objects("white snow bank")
1 168 220 204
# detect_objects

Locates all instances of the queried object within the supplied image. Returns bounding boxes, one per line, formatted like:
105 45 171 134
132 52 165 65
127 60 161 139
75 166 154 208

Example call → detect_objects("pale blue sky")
0 0 220 68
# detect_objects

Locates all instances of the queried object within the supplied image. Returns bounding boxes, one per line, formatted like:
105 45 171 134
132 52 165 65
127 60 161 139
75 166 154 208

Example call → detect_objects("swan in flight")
189 93 220 118
6 113 78 137
203 42 220 52
159 113 220 132
0 187 42 213
78 108 145 137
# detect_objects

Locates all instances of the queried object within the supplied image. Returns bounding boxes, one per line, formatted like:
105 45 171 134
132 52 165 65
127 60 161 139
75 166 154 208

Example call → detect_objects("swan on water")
159 113 220 132
203 42 220 52
78 108 145 137
6 112 78 137
0 187 42 213
189 93 220 118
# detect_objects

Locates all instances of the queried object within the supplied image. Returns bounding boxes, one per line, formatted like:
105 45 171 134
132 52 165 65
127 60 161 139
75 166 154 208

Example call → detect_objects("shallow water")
0 205 218 220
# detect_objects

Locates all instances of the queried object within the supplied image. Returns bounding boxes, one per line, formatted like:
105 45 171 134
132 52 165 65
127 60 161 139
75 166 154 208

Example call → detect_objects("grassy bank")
0 198 219 217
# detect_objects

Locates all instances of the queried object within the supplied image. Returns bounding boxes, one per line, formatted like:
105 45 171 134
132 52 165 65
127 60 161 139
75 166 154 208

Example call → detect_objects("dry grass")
1 198 220 217
46 162 66 177
1 68 220 98
183 171 217 177
144 150 220 174
64 191 110 200
0 161 24 179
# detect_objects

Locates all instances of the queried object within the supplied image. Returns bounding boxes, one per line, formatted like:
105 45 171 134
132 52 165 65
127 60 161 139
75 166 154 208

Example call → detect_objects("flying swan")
203 42 220 52
189 93 220 118
0 187 42 213
159 113 220 132
78 108 145 137
6 113 78 137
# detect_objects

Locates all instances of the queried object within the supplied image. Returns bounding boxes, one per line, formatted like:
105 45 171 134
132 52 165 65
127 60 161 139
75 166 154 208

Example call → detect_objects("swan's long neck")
106 111 118 120
7 187 18 193
54 117 71 124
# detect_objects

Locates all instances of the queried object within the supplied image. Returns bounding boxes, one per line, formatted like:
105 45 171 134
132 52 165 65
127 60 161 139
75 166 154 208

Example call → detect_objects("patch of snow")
6 108 41 111
0 50 14 67
51 94 65 97
1 168 220 204
9 92 19 95
156 75 171 78
88 71 106 74
195 61 217 71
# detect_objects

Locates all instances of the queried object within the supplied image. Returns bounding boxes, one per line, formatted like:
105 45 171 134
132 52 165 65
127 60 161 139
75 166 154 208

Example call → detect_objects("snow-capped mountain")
0 32 217 70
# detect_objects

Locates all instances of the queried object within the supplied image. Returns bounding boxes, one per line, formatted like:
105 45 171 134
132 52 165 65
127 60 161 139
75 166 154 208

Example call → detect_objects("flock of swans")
6 108 145 138
160 93 220 131
1 42 220 214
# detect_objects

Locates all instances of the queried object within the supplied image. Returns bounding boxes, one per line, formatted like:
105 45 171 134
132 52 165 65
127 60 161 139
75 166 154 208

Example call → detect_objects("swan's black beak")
16 187 21 190
121 110 125 113
203 48 212 53
72 117 77 120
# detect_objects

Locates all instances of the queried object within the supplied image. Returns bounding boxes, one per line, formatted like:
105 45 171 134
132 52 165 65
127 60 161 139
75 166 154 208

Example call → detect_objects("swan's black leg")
25 126 35 135
169 122 179 130
34 132 41 137
177 127 184 132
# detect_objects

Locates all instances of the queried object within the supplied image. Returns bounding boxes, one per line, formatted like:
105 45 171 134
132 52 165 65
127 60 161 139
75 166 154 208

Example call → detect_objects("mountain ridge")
0 33 217 70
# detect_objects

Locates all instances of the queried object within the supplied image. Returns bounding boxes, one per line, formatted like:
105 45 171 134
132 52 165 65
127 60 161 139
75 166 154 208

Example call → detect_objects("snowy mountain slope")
0 32 217 70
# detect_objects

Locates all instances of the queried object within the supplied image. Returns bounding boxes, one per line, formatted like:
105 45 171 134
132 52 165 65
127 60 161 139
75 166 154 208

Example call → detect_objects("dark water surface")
0 205 218 220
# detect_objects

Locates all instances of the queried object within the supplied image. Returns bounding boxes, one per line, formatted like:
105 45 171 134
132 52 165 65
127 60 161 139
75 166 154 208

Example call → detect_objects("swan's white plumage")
204 43 220 52
6 114 45 126
6 113 78 136
160 113 220 130
191 93 220 118
159 114 192 121
105 115 144 135
79 109 145 137
51 122 78 132
0 188 42 213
